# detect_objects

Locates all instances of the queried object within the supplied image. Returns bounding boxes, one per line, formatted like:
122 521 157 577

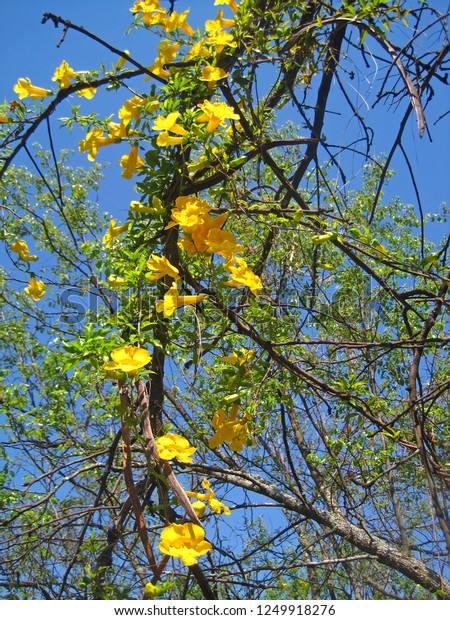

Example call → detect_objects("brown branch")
119 381 159 576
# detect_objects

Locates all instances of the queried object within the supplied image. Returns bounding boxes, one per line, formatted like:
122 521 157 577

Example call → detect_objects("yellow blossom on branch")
205 228 242 259
107 121 131 140
224 257 263 296
206 29 236 53
163 9 195 37
165 196 211 232
10 240 38 262
130 0 166 27
153 112 188 136
156 131 184 147
129 200 153 214
118 95 143 126
146 41 181 79
145 254 180 282
76 85 97 100
13 78 51 100
155 433 197 463
24 276 46 302
103 345 151 375
120 144 145 179
52 60 77 89
79 128 115 161
186 479 231 516
196 100 240 133
102 219 129 247
210 9 235 29
214 0 239 13
209 402 254 452
199 65 229 88
158 523 212 566
177 212 228 256
156 282 207 318
153 112 188 145
186 39 211 61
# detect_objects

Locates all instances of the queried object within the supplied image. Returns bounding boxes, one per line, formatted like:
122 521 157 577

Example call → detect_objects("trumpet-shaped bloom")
155 433 197 463
153 112 188 145
205 228 241 258
120 145 145 179
208 9 235 29
165 196 211 232
186 479 231 516
146 254 180 282
156 131 184 147
158 41 181 64
196 100 240 133
118 95 143 126
147 42 181 79
206 30 236 53
153 112 188 136
52 60 77 89
24 276 46 302
214 0 239 13
10 240 38 262
159 523 212 566
79 128 115 161
130 0 166 27
163 9 194 37
102 219 129 247
103 345 151 375
209 402 254 452
107 121 132 139
76 86 97 99
186 39 211 61
13 78 51 100
129 200 153 214
199 65 229 88
156 282 207 318
224 257 263 296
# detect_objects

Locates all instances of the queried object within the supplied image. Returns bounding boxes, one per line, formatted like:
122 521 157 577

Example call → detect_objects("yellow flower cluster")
209 401 254 452
164 196 262 296
52 60 96 99
130 1 194 37
158 522 211 566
